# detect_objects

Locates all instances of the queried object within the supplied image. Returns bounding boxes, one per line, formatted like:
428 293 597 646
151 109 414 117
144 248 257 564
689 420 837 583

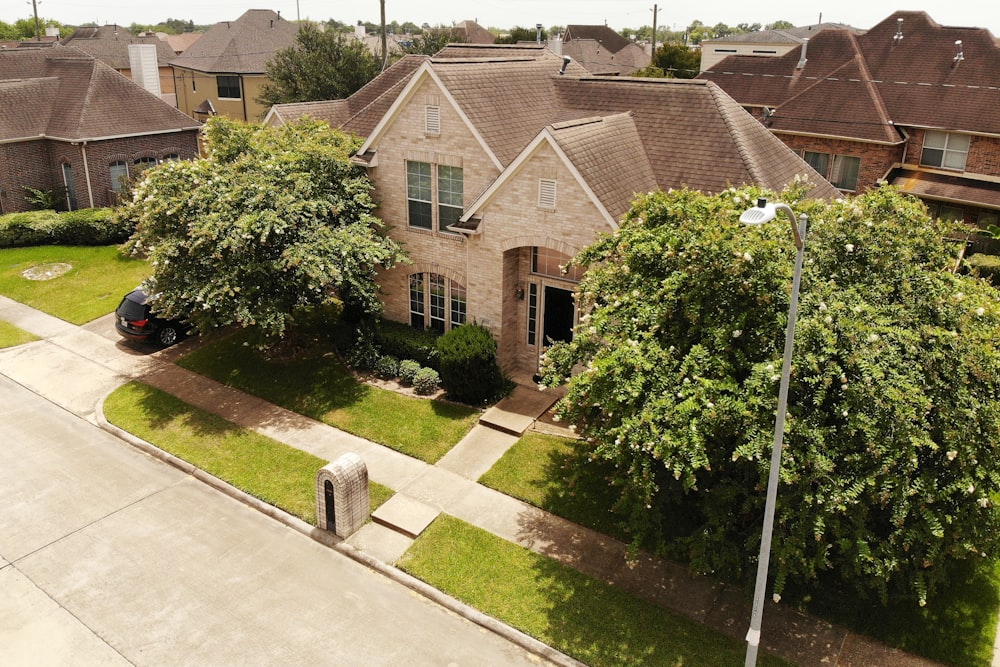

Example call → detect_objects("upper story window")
217 75 241 99
406 160 463 233
921 130 969 171
804 151 860 192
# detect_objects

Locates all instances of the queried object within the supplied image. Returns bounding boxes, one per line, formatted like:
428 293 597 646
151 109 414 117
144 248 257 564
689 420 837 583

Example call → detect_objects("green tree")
637 41 701 78
400 27 468 56
257 23 380 108
119 117 406 344
541 184 1000 606
767 20 795 30
0 16 69 40
495 25 546 44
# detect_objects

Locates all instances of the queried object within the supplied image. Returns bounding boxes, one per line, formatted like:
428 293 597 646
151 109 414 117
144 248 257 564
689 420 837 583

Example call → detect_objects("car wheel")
157 325 180 347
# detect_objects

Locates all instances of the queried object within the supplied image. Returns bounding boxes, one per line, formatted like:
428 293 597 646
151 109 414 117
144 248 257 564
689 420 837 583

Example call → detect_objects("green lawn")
0 320 39 348
484 430 1000 666
177 329 480 463
0 245 149 324
398 514 790 667
102 381 395 523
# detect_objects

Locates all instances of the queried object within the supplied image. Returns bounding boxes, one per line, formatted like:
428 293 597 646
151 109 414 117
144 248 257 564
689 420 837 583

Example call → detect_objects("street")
0 373 551 666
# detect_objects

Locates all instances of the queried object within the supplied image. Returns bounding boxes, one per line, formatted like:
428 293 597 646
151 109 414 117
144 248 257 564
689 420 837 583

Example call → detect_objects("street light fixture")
738 198 808 667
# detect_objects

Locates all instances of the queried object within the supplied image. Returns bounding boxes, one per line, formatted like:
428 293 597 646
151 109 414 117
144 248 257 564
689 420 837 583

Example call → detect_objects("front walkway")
0 294 952 667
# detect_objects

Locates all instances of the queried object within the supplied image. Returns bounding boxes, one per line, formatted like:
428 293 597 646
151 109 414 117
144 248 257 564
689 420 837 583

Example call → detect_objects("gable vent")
425 105 441 135
538 179 557 209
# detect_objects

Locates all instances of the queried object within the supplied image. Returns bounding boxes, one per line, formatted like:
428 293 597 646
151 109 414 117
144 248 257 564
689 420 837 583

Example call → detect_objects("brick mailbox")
315 453 369 538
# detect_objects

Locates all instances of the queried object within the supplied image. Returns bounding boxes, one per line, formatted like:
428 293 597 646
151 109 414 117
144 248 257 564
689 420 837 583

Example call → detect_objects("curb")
95 392 586 667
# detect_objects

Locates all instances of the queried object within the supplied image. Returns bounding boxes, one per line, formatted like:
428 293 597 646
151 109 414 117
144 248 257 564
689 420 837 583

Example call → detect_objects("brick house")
170 9 298 122
699 11 1000 227
266 46 839 375
0 46 201 213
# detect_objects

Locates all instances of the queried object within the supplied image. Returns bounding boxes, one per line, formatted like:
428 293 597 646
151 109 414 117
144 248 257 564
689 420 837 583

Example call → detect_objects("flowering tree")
542 184 1000 604
119 117 406 343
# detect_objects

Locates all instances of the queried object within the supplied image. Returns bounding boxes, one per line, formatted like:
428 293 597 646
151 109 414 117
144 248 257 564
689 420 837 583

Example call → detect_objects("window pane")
920 147 944 168
438 165 463 233
923 130 948 149
830 155 860 191
939 205 964 223
527 283 538 346
217 75 240 98
407 161 433 229
409 274 425 328
803 151 829 176
943 149 968 170
531 247 583 282
109 161 128 193
450 281 466 327
429 274 445 333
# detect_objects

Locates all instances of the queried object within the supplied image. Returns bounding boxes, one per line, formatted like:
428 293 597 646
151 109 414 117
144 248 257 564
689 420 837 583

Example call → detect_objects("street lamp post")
738 198 808 667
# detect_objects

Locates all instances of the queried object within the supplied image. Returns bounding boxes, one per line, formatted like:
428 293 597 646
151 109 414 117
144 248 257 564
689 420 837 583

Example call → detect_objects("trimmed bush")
399 359 421 385
374 354 400 379
967 253 1000 284
413 367 441 395
375 319 441 370
0 208 130 247
436 323 509 404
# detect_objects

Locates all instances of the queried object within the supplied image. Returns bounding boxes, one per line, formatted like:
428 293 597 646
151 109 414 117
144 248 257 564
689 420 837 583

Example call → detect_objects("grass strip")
103 381 395 523
0 320 40 348
0 246 150 324
398 514 790 667
178 329 479 463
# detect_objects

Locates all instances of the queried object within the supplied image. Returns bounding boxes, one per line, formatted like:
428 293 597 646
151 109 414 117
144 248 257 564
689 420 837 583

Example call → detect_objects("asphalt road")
0 374 551 666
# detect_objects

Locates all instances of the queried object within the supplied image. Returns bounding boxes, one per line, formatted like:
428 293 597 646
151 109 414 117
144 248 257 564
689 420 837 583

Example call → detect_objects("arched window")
109 161 129 193
409 273 466 332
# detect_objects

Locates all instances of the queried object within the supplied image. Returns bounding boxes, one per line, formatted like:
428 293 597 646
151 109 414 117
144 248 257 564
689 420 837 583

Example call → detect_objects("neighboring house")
266 46 839 375
170 9 298 122
699 22 862 72
61 25 177 101
699 11 1000 227
551 24 649 75
0 46 201 213
159 31 204 56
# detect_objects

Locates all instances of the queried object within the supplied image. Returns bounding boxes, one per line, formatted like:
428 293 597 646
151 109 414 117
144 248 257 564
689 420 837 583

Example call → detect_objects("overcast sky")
6 1 1000 37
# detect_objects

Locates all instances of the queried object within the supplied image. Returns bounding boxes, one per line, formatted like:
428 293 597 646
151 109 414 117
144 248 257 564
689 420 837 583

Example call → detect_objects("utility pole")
30 0 42 41
380 0 389 71
650 4 658 59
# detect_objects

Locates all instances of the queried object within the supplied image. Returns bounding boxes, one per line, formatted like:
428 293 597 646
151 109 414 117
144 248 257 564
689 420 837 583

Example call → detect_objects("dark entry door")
543 286 574 345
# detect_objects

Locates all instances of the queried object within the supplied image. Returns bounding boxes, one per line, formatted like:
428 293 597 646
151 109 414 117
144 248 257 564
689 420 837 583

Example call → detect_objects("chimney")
128 43 162 97
796 38 808 69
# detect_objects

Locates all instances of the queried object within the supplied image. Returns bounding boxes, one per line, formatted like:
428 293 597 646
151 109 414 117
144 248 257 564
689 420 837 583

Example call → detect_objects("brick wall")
776 133 902 194
0 132 199 213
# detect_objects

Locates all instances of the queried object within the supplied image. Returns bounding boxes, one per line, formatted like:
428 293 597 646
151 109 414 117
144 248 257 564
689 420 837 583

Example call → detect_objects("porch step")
478 383 561 436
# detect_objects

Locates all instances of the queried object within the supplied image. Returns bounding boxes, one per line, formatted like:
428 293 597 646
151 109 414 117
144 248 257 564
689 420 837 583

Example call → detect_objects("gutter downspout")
80 140 95 208
241 76 248 122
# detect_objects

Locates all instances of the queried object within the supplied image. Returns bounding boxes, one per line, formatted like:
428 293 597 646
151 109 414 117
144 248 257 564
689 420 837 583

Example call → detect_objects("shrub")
399 359 421 385
374 354 400 379
345 323 380 371
967 253 1000 284
0 208 128 247
413 367 441 395
375 319 441 369
436 323 509 404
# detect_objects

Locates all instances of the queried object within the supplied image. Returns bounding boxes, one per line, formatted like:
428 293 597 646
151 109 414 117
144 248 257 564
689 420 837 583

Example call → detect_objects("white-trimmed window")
921 131 970 171
406 160 463 233
538 178 557 209
409 272 467 332
406 161 433 230
109 161 129 193
804 151 861 191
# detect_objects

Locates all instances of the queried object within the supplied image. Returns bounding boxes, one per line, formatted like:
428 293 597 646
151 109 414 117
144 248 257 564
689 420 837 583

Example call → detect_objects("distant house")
0 46 201 213
699 22 862 72
265 45 838 375
61 25 178 101
170 9 298 122
551 24 649 75
699 11 1000 227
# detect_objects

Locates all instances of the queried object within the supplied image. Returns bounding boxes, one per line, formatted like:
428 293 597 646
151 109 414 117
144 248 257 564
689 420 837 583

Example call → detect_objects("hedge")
0 208 133 248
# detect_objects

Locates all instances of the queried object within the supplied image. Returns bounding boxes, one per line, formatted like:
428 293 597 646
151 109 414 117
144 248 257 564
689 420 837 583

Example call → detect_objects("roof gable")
563 25 631 54
61 25 176 69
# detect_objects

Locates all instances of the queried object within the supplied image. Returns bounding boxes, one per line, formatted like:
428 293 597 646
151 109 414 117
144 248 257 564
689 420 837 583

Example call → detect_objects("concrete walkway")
0 295 950 667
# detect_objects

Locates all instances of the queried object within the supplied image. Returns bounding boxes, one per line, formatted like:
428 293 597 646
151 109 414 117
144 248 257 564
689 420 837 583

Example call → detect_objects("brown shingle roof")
699 11 1000 141
61 25 175 70
169 9 298 74
563 25 631 54
0 46 200 142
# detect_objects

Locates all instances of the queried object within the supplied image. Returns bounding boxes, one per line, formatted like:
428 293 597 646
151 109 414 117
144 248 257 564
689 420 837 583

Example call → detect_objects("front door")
542 286 574 345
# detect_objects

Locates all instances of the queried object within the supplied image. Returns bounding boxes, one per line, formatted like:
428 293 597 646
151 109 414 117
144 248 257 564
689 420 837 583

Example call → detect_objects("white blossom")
732 329 743 338
845 243 855 253
975 307 985 316
946 450 957 461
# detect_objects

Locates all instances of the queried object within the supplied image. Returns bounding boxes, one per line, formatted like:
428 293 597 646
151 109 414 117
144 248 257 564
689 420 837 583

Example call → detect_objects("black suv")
114 288 188 347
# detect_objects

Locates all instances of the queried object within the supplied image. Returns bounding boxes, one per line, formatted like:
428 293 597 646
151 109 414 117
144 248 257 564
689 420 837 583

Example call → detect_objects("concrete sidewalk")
0 295 949 667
